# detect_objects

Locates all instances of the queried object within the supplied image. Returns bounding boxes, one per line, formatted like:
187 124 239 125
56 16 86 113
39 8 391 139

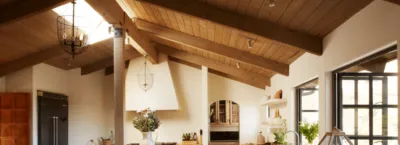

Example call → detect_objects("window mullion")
383 76 389 145
369 76 373 145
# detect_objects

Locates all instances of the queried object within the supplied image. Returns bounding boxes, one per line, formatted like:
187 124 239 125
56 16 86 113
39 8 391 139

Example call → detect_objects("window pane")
373 140 383 145
388 108 398 136
373 78 383 105
342 80 355 105
358 140 369 145
343 109 355 135
358 109 370 135
373 109 383 136
388 140 398 145
301 89 319 110
358 79 370 105
302 112 318 123
388 76 398 105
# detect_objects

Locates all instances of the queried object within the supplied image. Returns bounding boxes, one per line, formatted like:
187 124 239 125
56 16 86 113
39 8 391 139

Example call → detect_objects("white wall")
5 67 33 92
67 68 113 145
124 60 203 143
1 63 113 145
123 61 265 144
267 0 400 143
125 54 179 111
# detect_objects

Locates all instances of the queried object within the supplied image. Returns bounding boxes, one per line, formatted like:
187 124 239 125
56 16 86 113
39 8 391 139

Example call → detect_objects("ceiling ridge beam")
0 46 64 77
135 19 289 76
136 0 322 55
81 46 141 75
155 44 271 87
0 0 72 24
85 0 158 64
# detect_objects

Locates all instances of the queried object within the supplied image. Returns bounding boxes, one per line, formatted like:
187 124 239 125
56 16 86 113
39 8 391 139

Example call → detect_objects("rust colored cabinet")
0 93 30 145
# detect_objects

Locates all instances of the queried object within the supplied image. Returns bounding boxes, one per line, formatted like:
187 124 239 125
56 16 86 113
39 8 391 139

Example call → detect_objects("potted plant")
273 131 287 145
299 122 319 145
273 121 288 145
133 108 161 145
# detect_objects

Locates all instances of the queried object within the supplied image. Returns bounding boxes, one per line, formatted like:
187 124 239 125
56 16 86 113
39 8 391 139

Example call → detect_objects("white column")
201 66 209 145
113 25 125 145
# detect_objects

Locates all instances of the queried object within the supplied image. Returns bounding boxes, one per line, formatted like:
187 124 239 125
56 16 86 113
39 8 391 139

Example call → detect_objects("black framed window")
296 85 319 144
336 73 398 145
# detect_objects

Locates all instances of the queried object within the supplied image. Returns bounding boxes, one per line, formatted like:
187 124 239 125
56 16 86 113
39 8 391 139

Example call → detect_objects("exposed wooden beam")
136 19 289 76
81 46 141 75
85 0 158 64
136 0 322 55
385 0 400 6
0 0 72 24
0 46 64 77
156 44 271 87
169 57 266 89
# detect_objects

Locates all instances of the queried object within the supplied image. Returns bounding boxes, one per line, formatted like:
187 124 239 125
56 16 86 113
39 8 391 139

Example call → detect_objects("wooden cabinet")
210 100 239 126
0 93 30 145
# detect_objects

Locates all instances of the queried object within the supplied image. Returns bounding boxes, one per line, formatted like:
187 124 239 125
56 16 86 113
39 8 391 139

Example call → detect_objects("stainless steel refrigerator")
38 91 68 145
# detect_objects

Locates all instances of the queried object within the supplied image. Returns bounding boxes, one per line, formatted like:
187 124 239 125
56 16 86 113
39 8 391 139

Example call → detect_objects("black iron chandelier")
57 0 89 58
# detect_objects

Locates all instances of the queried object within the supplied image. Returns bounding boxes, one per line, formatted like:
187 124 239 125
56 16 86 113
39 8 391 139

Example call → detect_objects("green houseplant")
273 131 286 145
299 122 319 145
133 108 161 145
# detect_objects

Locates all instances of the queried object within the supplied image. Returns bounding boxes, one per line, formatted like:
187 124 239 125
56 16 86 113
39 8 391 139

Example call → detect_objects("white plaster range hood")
125 54 179 111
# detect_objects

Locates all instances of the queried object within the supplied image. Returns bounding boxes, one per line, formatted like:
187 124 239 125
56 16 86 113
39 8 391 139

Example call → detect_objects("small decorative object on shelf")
318 128 353 145
133 108 160 145
199 129 203 145
299 122 319 145
86 140 97 145
263 109 286 129
257 132 266 145
274 90 282 99
182 132 199 145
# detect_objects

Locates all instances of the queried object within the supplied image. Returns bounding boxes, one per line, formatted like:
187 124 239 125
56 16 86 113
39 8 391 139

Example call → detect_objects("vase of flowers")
133 108 161 145
299 122 318 145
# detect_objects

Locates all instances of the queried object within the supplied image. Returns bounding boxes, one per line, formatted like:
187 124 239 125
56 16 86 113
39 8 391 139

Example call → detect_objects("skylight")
52 0 111 44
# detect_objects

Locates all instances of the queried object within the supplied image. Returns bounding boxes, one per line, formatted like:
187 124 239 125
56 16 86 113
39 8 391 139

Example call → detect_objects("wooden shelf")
260 98 287 107
261 122 285 129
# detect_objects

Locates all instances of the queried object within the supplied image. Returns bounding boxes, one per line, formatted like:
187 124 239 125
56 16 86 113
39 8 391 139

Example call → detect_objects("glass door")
231 102 239 125
218 100 227 124
210 102 217 124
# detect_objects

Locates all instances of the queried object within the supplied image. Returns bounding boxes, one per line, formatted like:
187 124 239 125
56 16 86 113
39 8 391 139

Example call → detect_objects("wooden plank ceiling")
0 0 375 88
121 0 372 77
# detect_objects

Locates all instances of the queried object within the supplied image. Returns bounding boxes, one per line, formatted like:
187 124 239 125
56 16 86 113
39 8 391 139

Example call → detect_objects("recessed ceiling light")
236 62 241 68
269 0 275 7
247 38 255 49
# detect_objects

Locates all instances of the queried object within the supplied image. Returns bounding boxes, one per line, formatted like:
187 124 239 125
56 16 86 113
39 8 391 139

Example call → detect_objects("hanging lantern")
318 128 353 145
57 0 89 58
137 55 154 92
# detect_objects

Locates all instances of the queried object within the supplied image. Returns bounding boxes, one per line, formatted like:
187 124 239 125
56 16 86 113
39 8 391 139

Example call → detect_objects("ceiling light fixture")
269 0 276 7
247 38 255 49
57 0 89 59
137 55 154 92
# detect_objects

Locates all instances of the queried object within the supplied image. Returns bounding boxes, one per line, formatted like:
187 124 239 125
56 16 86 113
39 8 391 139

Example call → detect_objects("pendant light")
137 55 154 92
57 0 89 58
